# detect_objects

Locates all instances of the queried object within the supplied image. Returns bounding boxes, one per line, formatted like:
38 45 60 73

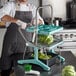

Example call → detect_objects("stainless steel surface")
54 29 76 56
54 29 76 42
14 51 76 76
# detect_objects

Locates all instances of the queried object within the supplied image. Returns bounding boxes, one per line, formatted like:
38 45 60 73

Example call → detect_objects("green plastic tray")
26 24 63 35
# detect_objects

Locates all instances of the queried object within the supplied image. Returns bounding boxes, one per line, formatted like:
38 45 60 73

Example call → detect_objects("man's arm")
1 15 18 23
1 15 27 29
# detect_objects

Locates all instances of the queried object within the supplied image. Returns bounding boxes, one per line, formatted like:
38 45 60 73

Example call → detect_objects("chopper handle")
32 4 53 44
36 4 53 25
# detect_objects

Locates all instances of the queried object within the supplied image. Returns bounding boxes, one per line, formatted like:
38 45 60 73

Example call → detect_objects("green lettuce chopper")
17 5 65 71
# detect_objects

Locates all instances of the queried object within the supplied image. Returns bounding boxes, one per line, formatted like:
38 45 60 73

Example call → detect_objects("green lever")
24 64 32 71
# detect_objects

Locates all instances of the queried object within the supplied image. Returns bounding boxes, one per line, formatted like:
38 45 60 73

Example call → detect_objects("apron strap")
16 3 20 11
15 3 31 11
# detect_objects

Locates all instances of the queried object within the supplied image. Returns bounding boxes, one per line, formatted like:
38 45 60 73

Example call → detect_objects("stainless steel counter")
14 51 76 76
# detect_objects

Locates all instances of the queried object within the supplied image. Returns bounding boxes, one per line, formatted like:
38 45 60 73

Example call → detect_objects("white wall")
42 0 72 20
28 0 39 7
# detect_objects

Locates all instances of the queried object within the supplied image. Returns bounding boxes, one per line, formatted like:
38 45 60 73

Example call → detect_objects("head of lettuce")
38 35 54 45
62 65 76 76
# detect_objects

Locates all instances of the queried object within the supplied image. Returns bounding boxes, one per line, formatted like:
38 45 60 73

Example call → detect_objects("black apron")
0 11 32 70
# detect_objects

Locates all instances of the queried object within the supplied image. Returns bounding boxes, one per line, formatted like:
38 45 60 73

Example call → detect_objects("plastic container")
39 52 58 67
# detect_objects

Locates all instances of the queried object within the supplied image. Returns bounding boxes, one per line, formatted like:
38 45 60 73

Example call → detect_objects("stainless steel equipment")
54 29 76 56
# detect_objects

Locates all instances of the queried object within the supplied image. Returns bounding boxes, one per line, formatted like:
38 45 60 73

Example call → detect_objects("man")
0 0 44 76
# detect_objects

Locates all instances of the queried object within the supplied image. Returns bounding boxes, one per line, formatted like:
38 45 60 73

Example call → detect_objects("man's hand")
16 20 27 29
1 15 17 23
32 19 44 25
38 19 44 25
21 22 27 29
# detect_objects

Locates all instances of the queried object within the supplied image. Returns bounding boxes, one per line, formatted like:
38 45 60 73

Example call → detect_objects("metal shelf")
23 38 63 50
37 39 63 50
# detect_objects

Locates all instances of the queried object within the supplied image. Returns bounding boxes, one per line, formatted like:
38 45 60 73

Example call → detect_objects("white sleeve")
0 2 13 19
32 5 44 24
